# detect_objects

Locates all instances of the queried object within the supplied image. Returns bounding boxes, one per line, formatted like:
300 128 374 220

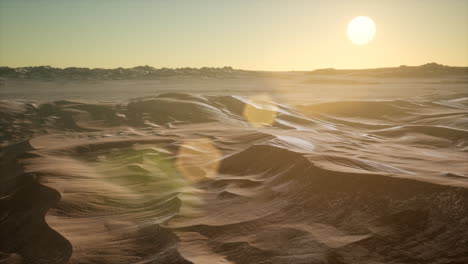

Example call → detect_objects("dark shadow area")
0 142 72 264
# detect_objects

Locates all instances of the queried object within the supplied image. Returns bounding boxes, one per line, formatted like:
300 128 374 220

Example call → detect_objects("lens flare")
242 94 278 127
176 138 221 182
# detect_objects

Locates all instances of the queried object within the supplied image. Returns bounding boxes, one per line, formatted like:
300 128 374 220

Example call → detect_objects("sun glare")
347 16 376 45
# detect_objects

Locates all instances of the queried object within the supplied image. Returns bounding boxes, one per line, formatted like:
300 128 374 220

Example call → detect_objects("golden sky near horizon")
1 0 467 70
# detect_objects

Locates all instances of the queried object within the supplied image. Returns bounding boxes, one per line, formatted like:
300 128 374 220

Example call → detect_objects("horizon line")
1 62 468 72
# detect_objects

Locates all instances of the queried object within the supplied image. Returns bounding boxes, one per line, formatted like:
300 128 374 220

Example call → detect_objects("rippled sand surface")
1 75 468 263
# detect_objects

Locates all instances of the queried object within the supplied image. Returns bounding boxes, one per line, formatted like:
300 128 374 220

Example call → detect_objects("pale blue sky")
1 0 467 70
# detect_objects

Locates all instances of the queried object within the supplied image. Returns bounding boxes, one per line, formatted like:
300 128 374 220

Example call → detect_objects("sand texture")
1 72 468 263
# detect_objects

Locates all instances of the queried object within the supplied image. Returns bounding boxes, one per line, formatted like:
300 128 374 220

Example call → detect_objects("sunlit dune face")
347 16 376 45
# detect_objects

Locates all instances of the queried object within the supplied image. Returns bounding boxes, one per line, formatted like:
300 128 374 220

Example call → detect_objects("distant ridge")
0 63 467 80
310 63 468 78
0 66 249 80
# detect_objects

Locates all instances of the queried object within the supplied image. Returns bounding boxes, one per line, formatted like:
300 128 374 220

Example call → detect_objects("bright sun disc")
347 16 376 45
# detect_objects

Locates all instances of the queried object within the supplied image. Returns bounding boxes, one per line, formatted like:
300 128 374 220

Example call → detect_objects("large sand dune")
1 71 468 263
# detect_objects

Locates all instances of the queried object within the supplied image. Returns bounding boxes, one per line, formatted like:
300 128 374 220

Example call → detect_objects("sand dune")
1 75 468 264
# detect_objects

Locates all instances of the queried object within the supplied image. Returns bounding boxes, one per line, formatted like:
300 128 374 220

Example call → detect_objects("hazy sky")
1 0 467 70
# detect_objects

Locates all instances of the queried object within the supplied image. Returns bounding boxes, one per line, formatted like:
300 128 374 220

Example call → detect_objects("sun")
347 16 376 45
